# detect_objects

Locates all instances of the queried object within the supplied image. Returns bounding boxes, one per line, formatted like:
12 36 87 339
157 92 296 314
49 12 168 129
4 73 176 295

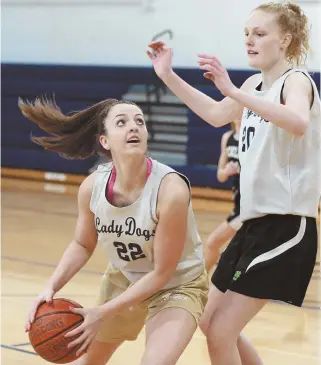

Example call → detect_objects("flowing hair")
18 97 140 160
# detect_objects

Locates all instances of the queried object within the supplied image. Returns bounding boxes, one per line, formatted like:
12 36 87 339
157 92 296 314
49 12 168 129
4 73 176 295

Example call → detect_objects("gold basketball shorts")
95 265 208 342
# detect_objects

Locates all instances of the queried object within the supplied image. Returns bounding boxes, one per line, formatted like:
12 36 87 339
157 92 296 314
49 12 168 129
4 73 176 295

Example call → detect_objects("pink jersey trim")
107 157 152 204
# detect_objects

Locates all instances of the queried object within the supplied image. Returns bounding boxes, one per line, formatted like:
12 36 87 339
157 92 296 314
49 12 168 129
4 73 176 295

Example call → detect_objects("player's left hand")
65 306 105 356
198 54 238 97
225 161 240 176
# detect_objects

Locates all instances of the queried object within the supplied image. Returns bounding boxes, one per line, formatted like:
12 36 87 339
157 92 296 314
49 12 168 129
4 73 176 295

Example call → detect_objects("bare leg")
71 339 123 365
140 308 197 365
200 285 264 365
206 290 267 365
205 221 236 272
238 335 263 365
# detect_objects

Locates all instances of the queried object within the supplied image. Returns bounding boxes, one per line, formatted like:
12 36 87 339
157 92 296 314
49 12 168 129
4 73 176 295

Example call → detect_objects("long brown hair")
18 97 140 160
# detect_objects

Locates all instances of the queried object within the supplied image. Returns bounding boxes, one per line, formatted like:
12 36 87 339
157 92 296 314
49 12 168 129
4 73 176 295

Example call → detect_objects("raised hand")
147 41 173 80
198 54 238 97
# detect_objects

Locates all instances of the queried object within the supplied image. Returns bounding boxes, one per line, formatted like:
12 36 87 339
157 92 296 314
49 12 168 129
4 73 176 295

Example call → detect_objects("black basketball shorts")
212 214 318 306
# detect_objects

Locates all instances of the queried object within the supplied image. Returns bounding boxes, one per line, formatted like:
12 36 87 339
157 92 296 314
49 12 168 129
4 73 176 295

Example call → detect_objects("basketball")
28 298 85 364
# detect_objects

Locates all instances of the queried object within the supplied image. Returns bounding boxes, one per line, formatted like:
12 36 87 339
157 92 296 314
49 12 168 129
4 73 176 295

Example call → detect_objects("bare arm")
147 41 258 127
230 72 313 136
196 53 313 137
26 173 98 328
46 173 98 293
99 173 190 317
162 71 244 127
217 131 231 183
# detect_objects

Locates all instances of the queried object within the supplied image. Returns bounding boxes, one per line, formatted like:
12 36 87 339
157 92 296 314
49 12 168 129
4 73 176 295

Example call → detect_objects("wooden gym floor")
1 177 320 365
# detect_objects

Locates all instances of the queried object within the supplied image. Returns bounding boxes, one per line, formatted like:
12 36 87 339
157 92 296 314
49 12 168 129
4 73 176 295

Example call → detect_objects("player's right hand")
147 41 173 80
25 286 55 332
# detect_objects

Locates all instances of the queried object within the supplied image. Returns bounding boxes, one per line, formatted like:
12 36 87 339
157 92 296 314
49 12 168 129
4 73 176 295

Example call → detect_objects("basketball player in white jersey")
205 119 242 272
148 2 320 364
21 98 208 365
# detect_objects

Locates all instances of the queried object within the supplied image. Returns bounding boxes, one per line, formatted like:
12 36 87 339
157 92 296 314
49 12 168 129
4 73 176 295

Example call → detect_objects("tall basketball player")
205 119 242 272
21 99 208 365
148 2 320 364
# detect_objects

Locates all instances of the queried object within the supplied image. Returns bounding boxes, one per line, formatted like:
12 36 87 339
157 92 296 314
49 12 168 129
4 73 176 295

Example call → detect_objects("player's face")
244 10 287 70
100 104 148 158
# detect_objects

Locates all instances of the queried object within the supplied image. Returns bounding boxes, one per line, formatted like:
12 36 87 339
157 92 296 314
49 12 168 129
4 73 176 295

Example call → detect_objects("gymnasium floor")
1 177 320 365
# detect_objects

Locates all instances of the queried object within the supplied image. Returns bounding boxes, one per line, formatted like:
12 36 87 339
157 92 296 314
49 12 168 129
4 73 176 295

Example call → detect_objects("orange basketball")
28 298 85 364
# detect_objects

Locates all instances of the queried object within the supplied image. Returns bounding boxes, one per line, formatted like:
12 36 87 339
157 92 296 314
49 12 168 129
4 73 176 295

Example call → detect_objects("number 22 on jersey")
113 241 146 262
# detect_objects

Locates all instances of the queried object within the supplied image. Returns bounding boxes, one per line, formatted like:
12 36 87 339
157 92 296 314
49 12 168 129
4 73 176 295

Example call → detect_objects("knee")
206 323 237 353
199 317 210 336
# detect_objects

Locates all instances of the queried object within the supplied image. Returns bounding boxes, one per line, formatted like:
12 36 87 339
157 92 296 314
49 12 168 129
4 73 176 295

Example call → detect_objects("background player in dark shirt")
205 120 241 272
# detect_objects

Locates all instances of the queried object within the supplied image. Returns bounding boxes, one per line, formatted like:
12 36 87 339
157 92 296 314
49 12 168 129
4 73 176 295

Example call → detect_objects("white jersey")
90 159 204 289
239 69 321 222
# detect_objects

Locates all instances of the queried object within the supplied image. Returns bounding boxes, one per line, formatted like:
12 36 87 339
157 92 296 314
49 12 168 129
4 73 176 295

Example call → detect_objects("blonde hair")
255 1 310 65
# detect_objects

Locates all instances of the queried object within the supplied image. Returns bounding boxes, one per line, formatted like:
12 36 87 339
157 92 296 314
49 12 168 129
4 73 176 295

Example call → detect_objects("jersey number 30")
242 126 255 152
113 241 146 262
